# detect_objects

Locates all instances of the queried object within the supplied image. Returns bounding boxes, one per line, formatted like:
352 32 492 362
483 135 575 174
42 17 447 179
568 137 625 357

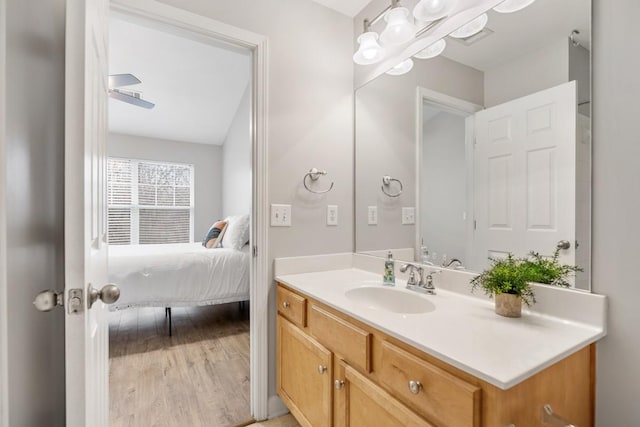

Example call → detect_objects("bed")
108 242 251 312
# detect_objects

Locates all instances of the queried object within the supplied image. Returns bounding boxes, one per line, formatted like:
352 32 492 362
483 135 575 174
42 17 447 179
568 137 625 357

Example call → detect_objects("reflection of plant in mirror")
522 249 582 288
471 249 581 307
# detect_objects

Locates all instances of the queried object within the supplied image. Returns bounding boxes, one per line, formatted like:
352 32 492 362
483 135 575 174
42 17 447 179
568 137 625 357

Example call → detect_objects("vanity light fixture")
380 6 417 46
413 0 458 23
413 38 446 59
493 0 536 14
449 13 489 39
385 58 414 76
353 31 386 65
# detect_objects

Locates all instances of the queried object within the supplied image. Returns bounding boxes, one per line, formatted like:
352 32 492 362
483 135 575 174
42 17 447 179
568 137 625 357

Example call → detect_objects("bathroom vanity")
275 255 606 427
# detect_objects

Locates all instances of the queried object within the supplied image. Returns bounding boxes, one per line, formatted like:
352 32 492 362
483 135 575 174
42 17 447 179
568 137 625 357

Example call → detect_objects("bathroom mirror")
354 0 592 290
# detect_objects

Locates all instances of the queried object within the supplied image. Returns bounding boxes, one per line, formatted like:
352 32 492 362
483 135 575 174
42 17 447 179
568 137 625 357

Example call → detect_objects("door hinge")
474 219 477 230
253 245 258 257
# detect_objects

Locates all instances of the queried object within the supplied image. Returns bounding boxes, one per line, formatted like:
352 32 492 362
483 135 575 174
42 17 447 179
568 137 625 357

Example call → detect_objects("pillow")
221 214 250 250
202 220 228 249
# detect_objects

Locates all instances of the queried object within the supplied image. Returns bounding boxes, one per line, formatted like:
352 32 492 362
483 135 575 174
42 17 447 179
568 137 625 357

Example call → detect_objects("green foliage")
522 248 582 288
471 249 581 307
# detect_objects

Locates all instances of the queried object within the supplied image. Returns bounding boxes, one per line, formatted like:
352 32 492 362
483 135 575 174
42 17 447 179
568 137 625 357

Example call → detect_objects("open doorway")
106 14 253 426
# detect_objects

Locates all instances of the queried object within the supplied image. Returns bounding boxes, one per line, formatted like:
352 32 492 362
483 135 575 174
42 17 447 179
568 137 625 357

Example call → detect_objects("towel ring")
303 168 334 194
381 175 403 197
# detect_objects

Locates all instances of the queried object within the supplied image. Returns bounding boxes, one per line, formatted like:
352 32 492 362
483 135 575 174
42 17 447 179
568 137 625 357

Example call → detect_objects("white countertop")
276 267 606 390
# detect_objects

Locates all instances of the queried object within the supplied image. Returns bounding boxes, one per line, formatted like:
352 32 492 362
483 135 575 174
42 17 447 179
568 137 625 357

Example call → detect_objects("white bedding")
108 242 250 310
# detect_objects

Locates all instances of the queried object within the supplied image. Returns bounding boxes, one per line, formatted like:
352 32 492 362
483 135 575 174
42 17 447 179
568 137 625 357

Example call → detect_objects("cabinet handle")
335 379 345 390
317 365 327 375
282 301 290 309
408 380 423 394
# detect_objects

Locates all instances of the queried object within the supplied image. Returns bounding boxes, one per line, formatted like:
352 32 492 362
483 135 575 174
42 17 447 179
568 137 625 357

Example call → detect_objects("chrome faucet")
399 263 423 287
400 263 439 295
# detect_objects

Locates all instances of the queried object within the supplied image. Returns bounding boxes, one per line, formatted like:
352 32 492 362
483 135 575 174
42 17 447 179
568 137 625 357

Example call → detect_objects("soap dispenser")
383 251 395 286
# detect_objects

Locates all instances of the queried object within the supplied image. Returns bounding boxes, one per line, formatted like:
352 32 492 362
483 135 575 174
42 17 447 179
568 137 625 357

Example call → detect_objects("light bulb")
385 58 414 76
413 0 457 22
449 13 488 39
413 39 446 59
493 0 536 13
380 7 417 46
353 32 386 65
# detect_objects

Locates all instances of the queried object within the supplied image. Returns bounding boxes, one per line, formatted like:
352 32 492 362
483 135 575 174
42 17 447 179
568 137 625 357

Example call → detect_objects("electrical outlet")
368 206 378 225
271 204 292 227
402 207 415 225
327 205 338 226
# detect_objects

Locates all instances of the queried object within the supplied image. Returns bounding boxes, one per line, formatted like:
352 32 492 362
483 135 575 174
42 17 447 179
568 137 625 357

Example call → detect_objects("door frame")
109 0 270 420
0 0 8 423
415 87 482 263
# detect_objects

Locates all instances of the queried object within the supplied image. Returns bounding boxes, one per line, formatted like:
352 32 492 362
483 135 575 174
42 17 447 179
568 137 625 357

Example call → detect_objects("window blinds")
107 158 194 245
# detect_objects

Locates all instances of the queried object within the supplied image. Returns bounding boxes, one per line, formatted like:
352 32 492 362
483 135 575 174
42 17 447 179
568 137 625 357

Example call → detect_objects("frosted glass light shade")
353 32 386 65
413 39 446 59
449 13 488 39
413 0 457 22
386 58 414 76
380 7 417 46
494 0 536 13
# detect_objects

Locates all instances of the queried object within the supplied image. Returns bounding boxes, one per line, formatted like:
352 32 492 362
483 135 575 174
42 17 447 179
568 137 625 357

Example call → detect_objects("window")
107 158 194 245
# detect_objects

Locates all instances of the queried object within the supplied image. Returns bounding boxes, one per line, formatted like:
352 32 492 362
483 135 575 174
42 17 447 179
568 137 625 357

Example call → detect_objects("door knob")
556 240 571 250
88 284 120 308
33 290 64 312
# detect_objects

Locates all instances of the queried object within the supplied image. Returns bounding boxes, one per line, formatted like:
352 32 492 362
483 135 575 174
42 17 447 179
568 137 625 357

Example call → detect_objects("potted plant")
471 249 581 318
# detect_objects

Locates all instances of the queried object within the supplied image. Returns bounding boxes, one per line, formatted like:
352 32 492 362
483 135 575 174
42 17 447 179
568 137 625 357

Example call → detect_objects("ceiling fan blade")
109 73 141 88
109 90 155 109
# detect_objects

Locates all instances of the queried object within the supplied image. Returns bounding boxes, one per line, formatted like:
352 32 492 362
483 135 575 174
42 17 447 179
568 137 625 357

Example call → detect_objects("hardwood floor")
109 304 252 427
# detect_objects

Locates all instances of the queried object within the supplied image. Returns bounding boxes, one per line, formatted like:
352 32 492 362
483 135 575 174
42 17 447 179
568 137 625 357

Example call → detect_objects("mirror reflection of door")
473 81 577 273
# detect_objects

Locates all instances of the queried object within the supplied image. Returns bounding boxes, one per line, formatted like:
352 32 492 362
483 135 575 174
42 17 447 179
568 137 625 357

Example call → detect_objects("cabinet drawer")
309 304 371 373
380 341 481 427
277 285 307 328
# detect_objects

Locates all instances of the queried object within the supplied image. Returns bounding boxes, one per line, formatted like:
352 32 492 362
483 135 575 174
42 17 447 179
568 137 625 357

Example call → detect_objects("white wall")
421 111 467 264
108 133 223 241
355 56 483 254
484 39 569 107
222 85 251 218
3 0 66 425
592 0 640 423
157 0 354 414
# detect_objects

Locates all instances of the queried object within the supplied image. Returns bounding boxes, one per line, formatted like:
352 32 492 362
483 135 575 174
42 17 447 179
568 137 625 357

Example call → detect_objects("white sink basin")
345 286 436 314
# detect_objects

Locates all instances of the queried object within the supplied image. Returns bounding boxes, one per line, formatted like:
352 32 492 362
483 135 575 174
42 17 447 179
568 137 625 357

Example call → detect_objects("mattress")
108 242 250 310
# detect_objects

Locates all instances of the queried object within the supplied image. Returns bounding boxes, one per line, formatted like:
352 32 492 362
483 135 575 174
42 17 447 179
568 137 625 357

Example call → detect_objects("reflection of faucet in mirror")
442 258 465 270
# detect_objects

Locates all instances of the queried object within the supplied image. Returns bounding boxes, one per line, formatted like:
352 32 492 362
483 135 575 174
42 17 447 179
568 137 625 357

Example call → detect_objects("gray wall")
355 56 483 254
421 111 467 264
592 0 640 423
484 39 569 107
222 85 251 218
158 0 354 413
3 0 66 425
108 133 223 241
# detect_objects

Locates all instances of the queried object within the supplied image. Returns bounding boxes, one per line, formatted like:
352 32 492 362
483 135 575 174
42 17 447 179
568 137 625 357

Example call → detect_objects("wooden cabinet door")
334 363 434 427
277 316 332 427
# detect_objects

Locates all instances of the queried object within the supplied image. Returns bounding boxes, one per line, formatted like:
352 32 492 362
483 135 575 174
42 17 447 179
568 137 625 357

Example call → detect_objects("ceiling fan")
108 74 155 109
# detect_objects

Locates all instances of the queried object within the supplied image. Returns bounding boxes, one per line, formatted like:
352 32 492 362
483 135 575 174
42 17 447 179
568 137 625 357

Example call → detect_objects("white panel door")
473 81 576 269
65 0 112 426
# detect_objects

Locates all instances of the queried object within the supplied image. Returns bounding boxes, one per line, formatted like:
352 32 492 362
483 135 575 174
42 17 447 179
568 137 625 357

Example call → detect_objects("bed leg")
168 307 172 337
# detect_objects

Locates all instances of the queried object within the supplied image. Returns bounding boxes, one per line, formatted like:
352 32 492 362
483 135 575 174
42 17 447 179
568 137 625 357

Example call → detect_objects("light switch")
402 207 415 225
327 205 338 226
271 204 292 227
368 206 378 225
